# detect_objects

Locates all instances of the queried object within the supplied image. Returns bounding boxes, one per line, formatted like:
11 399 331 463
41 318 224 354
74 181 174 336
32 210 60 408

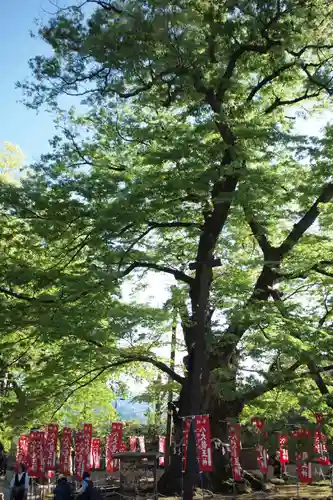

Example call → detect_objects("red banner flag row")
16 415 331 479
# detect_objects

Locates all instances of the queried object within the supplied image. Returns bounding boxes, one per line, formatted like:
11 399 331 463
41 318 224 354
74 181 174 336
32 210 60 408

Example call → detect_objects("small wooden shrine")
112 451 163 500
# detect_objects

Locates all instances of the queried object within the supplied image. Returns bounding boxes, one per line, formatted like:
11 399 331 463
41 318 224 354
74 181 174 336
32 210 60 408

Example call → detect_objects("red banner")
44 424 58 471
75 431 84 480
29 431 44 478
92 438 101 469
314 430 330 465
106 422 123 472
138 436 146 453
60 428 72 476
292 428 312 439
16 435 29 471
279 435 289 464
229 424 242 481
129 436 136 452
297 456 312 484
158 436 166 466
252 418 268 473
83 424 92 472
313 414 330 465
252 418 265 431
182 418 192 472
315 413 324 425
120 442 127 452
257 445 268 473
195 415 212 472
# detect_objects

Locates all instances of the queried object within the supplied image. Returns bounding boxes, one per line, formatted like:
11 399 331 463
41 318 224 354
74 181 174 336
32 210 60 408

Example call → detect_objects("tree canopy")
3 0 333 449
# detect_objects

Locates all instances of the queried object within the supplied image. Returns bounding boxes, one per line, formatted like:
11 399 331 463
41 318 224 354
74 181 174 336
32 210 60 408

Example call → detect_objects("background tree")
3 0 333 493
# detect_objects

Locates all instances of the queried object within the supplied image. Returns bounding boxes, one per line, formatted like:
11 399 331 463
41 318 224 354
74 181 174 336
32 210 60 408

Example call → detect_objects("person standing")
53 476 72 500
76 472 90 495
9 464 29 500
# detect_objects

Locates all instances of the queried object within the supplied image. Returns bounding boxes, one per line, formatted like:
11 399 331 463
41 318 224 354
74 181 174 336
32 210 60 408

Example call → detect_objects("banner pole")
295 454 300 500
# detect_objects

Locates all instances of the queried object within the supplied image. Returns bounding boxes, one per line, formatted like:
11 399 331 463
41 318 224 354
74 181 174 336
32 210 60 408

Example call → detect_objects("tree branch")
278 260 333 281
118 221 201 271
218 181 333 363
241 360 303 403
264 90 321 114
147 221 201 229
247 62 295 102
241 360 333 404
217 40 281 101
64 128 125 172
0 285 95 304
243 207 271 254
278 183 333 257
121 261 194 285
51 354 184 416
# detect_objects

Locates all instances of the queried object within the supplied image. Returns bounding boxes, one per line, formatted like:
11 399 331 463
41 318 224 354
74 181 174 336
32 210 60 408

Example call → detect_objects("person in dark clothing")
10 464 29 500
77 481 103 500
77 472 90 495
53 477 72 500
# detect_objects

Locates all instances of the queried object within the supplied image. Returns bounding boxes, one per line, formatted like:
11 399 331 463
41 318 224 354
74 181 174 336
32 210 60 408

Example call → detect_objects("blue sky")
0 0 57 162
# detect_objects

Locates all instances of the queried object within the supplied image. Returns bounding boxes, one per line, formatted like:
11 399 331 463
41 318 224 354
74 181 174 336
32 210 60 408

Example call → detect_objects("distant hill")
114 399 149 422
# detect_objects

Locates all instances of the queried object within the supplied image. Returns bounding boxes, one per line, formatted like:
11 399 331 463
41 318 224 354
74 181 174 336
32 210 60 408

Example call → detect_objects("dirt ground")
159 484 333 500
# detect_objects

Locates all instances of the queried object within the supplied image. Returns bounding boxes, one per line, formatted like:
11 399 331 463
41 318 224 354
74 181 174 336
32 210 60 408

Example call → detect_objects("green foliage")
4 0 333 433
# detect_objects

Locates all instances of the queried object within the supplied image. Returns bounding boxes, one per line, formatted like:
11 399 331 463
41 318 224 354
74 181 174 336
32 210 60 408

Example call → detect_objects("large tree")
4 0 333 493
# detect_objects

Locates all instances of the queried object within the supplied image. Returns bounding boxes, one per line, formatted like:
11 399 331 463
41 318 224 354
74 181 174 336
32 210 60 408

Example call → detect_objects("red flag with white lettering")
129 436 136 452
83 424 92 472
297 455 312 484
92 438 101 469
16 435 29 471
44 424 58 471
106 422 123 472
120 442 127 452
279 435 289 464
314 414 330 465
314 430 330 465
158 436 166 466
228 424 242 481
138 436 146 452
75 431 84 480
252 418 268 473
182 418 192 472
60 428 72 476
256 445 268 474
29 431 45 478
195 415 212 472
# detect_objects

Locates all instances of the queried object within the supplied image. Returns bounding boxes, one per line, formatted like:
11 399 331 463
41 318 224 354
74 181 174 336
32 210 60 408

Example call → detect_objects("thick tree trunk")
158 383 244 495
